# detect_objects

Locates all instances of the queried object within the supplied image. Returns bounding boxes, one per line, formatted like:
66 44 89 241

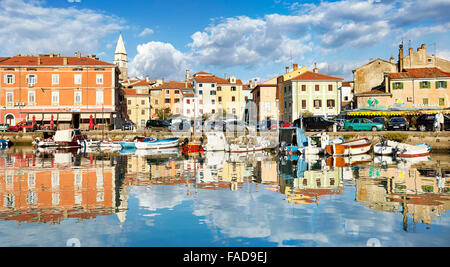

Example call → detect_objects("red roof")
291 71 343 81
152 81 192 90
122 88 149 96
342 81 352 86
0 56 115 66
388 68 450 79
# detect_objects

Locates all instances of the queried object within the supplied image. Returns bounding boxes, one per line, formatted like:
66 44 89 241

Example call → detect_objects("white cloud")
0 0 122 55
129 41 191 81
138 28 154 37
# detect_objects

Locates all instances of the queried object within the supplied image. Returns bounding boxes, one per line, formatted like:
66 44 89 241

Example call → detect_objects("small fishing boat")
182 138 204 154
279 128 344 155
204 132 271 153
33 129 84 149
326 138 372 156
135 137 180 149
0 138 11 149
80 139 101 148
120 136 154 149
374 139 431 158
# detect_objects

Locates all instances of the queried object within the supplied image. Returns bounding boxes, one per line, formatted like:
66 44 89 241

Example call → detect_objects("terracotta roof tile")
152 81 192 90
0 56 115 66
291 71 343 81
388 67 450 79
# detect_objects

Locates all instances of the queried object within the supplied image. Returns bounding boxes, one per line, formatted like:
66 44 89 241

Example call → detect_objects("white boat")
100 140 122 149
375 139 431 158
134 147 179 157
204 132 228 151
205 132 271 153
80 139 101 148
326 138 372 156
33 129 84 148
135 137 180 149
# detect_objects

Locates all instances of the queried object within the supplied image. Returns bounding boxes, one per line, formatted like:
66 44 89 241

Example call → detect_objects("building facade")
282 70 343 121
251 77 278 122
0 54 118 129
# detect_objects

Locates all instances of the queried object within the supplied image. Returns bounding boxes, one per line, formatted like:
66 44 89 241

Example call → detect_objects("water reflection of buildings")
0 152 117 224
356 157 450 228
278 157 344 204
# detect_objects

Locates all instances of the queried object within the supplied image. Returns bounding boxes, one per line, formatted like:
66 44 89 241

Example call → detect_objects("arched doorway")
5 114 15 126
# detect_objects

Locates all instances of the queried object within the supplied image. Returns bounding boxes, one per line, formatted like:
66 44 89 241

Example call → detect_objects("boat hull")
135 138 180 149
326 138 372 156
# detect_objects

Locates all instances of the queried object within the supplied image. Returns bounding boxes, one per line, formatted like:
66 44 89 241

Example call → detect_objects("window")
315 85 320 91
302 85 306 91
52 74 59 85
423 98 429 105
141 119 145 126
175 90 179 94
165 98 170 103
211 84 215 88
210 91 216 95
212 109 215 114
74 91 82 104
26 74 37 85
436 81 448 89
52 91 59 104
4 74 15 84
232 96 236 102
231 86 236 91
96 74 103 84
127 99 132 105
96 91 104 104
314 99 322 108
439 98 445 106
218 96 222 103
420 81 430 89
217 86 222 91
344 96 348 101
328 84 333 91
175 98 180 103
127 109 131 115
211 99 215 105
232 108 236 114
302 99 306 109
327 99 335 108
141 100 145 105
141 109 145 115
74 74 82 85
393 82 403 90
6 92 13 104
187 99 190 104
28 91 35 104
199 90 203 95
166 90 170 94
199 83 203 87
155 100 158 105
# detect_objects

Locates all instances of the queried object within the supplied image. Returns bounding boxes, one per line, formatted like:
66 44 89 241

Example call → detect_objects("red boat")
182 138 204 154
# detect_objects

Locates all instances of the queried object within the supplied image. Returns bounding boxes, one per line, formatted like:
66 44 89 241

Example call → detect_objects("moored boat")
326 138 372 156
33 129 84 149
135 137 180 149
120 136 154 149
374 139 431 158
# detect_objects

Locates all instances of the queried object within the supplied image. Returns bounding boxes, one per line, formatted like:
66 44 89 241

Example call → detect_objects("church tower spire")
114 33 128 81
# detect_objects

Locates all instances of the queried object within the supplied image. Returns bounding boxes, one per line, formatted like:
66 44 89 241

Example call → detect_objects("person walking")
439 112 445 131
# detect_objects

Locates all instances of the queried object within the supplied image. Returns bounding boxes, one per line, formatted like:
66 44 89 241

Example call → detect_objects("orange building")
151 81 192 117
0 53 120 129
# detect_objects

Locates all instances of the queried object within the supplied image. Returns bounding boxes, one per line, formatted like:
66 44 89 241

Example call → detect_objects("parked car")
225 120 250 132
146 120 171 131
269 120 291 130
293 116 337 131
0 124 9 132
333 119 347 129
387 117 409 131
372 117 387 128
9 121 37 132
203 120 226 132
343 118 384 131
415 114 450 131
122 121 136 130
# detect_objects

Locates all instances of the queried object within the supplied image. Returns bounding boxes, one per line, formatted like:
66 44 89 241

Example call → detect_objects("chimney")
91 54 96 59
77 52 81 58
384 72 390 93
390 56 395 64
369 58 373 62
63 57 68 65
409 47 413 55
37 57 41 65
186 69 190 81
313 63 318 73
293 63 298 71
421 43 426 50
398 43 404 72
146 74 150 82
285 66 289 74
224 73 228 79
49 53 54 58
57 53 60 57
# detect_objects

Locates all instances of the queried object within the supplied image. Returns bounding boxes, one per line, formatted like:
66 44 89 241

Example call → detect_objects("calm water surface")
0 146 449 247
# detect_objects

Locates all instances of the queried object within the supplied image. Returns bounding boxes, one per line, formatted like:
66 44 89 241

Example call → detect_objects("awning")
29 113 72 121
81 113 110 119
347 109 449 116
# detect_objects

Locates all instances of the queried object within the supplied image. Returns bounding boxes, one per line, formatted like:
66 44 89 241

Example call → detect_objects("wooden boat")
326 138 371 156
120 137 154 149
375 139 431 158
135 137 180 149
33 129 84 149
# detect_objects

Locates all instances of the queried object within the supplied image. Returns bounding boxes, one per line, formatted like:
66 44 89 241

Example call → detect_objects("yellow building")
217 76 245 118
277 63 308 118
123 88 150 128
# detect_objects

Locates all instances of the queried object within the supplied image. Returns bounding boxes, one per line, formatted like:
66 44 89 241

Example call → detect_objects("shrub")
383 132 408 142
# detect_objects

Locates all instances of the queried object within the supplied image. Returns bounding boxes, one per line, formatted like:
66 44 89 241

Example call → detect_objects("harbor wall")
2 130 450 151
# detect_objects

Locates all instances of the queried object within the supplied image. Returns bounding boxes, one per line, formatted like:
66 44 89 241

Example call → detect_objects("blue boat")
0 139 11 149
120 137 154 149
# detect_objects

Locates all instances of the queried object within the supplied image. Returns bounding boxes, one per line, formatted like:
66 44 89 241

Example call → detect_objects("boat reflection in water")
0 146 449 246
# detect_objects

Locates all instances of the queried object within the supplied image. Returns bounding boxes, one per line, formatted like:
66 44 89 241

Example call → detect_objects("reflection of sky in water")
0 151 449 247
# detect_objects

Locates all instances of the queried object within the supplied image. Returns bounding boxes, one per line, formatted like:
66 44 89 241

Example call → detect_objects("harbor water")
0 146 449 247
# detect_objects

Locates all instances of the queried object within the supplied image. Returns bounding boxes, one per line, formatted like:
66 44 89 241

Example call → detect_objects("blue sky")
0 0 449 82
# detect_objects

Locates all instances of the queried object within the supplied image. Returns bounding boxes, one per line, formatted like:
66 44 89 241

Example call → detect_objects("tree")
156 107 172 121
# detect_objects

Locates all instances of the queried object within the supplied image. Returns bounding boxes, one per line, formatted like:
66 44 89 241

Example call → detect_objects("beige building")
251 77 278 122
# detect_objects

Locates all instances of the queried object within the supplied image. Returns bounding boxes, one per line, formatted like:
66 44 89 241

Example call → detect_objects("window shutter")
445 81 448 88
436 81 439 89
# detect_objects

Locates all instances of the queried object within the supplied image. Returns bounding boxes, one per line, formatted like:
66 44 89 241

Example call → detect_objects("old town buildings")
0 53 120 129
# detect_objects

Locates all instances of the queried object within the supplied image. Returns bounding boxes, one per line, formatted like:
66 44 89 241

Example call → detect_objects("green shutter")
436 81 440 89
445 81 448 88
